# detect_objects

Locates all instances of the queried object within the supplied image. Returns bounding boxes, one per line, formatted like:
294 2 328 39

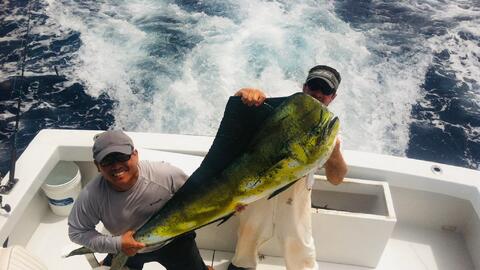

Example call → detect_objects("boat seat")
0 245 47 270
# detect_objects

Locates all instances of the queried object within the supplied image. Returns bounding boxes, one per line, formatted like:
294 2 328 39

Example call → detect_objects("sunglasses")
100 153 132 167
306 79 336 96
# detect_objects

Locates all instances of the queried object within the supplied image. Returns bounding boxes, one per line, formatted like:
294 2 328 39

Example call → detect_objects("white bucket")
42 161 82 216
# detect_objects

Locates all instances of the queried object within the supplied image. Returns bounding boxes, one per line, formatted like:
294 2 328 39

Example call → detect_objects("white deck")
25 210 474 270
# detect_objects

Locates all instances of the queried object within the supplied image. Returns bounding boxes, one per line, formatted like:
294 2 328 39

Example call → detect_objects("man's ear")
132 149 139 162
94 160 101 172
302 83 307 92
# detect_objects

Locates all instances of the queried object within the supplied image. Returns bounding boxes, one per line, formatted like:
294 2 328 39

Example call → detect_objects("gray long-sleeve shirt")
68 160 188 253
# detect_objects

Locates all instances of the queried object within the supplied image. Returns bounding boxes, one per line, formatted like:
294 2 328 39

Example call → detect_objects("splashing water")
1 0 479 172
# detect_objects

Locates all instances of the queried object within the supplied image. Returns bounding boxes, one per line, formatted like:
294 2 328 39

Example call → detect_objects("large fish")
69 93 339 269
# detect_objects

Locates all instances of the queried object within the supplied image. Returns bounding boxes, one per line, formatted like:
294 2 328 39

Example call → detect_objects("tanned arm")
324 139 347 185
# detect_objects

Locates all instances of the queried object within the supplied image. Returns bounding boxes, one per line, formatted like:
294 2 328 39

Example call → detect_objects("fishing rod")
0 2 33 211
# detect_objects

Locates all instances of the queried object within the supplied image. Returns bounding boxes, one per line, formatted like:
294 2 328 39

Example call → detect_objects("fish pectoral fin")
267 180 299 200
217 212 235 226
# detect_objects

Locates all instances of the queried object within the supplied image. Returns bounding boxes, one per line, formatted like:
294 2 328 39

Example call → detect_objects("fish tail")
110 252 129 270
63 246 94 258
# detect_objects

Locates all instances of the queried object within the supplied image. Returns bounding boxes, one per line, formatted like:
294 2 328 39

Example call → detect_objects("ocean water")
1 0 479 175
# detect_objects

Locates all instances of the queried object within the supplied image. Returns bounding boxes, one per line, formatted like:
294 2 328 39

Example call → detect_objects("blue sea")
1 0 479 175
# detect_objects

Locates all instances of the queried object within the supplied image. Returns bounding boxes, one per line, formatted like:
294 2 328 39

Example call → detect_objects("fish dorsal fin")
180 97 287 187
217 212 235 226
267 179 300 200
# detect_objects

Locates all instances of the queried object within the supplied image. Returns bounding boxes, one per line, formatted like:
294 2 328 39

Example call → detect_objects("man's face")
303 83 337 106
95 150 139 191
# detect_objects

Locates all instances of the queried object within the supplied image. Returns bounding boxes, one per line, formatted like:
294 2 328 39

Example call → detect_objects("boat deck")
25 211 474 270
0 131 478 269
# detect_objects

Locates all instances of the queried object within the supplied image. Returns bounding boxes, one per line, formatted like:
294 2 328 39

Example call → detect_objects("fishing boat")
0 129 479 270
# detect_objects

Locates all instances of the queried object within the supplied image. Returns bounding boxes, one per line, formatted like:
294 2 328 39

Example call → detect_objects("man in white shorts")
228 65 348 270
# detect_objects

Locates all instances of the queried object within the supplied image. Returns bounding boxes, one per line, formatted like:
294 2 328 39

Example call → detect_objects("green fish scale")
134 93 338 247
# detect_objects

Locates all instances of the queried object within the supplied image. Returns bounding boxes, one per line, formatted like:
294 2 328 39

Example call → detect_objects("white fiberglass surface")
23 210 474 270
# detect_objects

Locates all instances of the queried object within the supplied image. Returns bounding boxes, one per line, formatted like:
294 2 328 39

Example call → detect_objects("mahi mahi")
70 93 340 270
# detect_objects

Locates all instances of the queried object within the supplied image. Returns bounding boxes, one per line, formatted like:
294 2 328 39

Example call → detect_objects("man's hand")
121 230 146 256
234 88 266 107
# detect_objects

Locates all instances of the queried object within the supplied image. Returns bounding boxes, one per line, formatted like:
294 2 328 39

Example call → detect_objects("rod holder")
0 175 18 195
0 195 11 213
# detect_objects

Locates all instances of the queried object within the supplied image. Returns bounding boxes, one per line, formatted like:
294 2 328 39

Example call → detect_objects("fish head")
304 104 340 166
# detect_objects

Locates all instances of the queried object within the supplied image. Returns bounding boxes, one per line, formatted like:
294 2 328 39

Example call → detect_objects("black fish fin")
267 179 300 200
187 212 236 229
181 97 288 186
166 96 289 211
217 212 235 226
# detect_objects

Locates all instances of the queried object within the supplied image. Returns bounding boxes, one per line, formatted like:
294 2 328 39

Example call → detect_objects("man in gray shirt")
68 130 212 270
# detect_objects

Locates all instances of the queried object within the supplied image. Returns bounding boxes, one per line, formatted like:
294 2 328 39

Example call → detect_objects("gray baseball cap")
306 67 340 92
92 130 134 162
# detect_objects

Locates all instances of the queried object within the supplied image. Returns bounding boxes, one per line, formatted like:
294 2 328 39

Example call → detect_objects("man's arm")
324 139 347 185
68 185 122 253
68 191 146 256
68 224 122 253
